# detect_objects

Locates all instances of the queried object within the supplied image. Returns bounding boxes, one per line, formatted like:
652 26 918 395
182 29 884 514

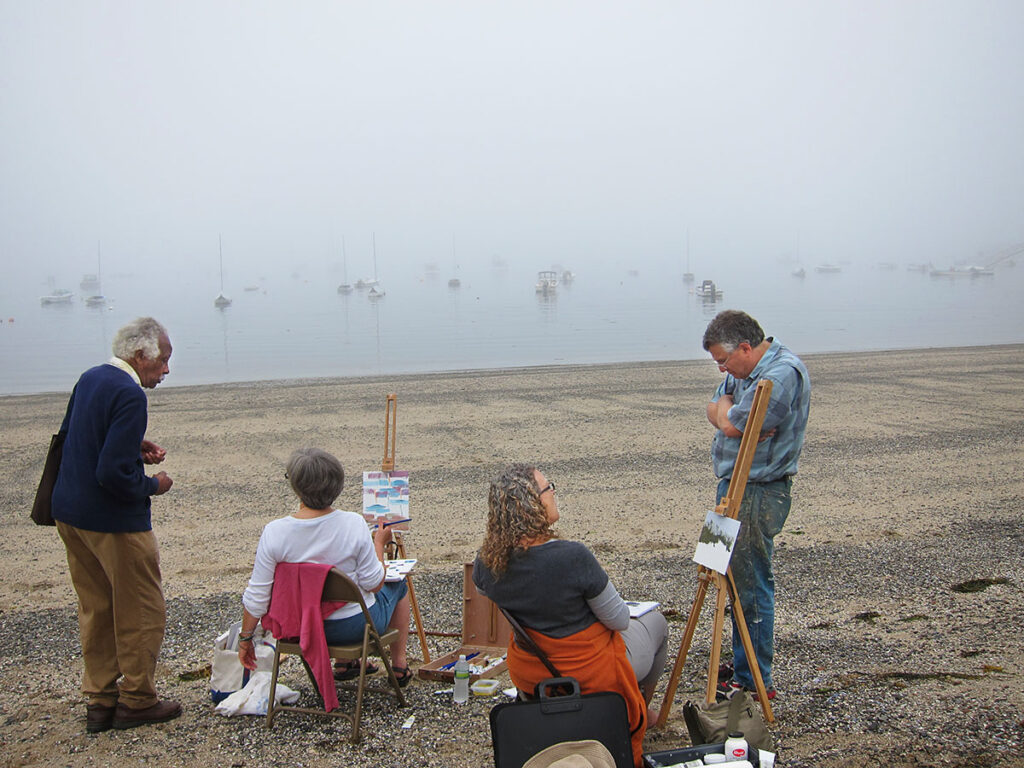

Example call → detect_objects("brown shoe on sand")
86 703 116 733
111 700 182 730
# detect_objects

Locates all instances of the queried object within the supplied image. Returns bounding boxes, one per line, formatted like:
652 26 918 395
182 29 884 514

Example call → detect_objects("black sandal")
334 660 379 681
391 665 414 688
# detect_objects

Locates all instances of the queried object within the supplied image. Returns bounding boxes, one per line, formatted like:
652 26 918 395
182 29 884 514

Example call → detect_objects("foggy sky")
2 1 1022 283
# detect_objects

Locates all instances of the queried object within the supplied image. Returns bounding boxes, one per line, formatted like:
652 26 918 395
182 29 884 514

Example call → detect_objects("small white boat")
792 267 806 279
368 286 386 300
448 277 461 288
535 270 558 295
40 289 74 305
561 270 575 284
930 265 994 278
84 243 106 306
815 264 841 273
337 283 353 294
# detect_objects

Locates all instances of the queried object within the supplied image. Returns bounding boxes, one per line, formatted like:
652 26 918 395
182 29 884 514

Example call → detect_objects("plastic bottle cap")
727 732 743 738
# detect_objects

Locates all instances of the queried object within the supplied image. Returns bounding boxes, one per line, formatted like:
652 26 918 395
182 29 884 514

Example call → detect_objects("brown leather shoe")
111 700 182 730
86 703 116 733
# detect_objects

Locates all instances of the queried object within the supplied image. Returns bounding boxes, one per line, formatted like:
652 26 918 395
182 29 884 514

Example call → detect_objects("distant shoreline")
5 341 1021 400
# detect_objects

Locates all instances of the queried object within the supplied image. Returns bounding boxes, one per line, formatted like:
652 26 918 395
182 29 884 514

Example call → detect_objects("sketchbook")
625 600 660 618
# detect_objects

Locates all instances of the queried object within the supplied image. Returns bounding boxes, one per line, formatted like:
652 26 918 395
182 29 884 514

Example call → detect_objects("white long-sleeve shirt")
242 509 384 622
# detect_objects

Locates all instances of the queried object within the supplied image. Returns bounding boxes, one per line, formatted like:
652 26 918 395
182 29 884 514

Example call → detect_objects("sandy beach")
1 344 1022 767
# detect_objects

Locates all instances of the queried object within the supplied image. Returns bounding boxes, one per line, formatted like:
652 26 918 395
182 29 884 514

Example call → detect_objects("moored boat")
40 289 74 305
694 279 723 299
535 270 558 295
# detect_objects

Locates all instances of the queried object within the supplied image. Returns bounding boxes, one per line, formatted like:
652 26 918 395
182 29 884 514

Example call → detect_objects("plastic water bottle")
453 654 470 704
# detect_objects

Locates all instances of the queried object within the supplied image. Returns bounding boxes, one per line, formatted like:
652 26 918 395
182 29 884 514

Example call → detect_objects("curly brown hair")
478 463 556 576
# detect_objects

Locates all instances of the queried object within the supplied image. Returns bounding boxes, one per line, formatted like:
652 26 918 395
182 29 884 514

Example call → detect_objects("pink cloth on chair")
261 562 346 711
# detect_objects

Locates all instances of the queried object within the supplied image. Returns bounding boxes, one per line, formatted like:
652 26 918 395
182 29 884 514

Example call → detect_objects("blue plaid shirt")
710 338 810 482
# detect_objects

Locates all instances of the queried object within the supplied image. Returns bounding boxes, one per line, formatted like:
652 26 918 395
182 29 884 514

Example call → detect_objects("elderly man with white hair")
52 316 181 732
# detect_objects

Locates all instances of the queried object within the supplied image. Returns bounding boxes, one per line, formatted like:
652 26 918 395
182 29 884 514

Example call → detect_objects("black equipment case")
489 677 634 768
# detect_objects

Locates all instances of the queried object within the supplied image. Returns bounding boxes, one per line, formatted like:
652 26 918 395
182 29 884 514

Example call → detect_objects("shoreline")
2 343 1022 766
4 341 1022 400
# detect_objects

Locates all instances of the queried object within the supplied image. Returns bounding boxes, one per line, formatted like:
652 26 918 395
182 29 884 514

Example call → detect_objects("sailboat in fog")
84 241 107 307
337 236 353 294
214 235 232 308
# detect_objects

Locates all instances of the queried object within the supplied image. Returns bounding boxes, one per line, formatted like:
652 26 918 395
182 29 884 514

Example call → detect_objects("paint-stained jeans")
717 476 792 690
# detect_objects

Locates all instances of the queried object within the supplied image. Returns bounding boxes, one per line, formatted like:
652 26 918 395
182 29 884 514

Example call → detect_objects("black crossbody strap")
498 606 562 679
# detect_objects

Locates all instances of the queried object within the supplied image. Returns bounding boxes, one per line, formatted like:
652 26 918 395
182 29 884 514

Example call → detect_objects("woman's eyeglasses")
539 482 556 496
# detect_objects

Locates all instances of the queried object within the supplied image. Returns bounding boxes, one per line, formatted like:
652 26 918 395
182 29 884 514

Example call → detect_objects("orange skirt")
507 621 646 767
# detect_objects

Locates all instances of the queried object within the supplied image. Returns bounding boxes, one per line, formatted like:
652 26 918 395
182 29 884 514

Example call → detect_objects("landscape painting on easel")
362 470 410 527
693 510 741 574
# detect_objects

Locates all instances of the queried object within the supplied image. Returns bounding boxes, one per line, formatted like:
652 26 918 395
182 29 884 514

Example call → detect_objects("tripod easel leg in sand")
655 378 776 727
380 393 433 663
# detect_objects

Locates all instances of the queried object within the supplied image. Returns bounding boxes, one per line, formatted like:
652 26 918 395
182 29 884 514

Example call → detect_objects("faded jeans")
717 476 792 690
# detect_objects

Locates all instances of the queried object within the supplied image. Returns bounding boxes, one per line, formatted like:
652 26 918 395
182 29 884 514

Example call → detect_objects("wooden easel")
379 393 432 663
655 378 776 727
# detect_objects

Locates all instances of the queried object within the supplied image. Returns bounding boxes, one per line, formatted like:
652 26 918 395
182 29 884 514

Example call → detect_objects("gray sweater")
473 539 629 638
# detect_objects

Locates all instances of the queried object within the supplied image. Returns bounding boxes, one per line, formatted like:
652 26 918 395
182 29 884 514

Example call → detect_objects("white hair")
112 317 168 361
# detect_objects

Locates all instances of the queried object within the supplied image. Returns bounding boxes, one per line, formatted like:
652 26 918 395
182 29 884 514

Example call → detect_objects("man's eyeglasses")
714 347 739 370
539 482 556 496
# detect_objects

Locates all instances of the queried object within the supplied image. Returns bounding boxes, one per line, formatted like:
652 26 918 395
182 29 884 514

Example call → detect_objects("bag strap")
726 688 746 734
498 606 562 679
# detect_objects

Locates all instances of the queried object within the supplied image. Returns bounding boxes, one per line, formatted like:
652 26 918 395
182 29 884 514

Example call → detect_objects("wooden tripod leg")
705 574 728 705
395 538 431 664
725 567 774 722
655 568 711 728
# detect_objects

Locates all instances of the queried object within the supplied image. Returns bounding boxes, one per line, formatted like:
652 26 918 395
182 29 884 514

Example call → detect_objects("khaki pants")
57 521 166 709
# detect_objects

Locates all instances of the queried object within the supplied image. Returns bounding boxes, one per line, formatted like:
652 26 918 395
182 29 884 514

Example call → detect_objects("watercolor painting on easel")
362 470 410 527
693 510 741 574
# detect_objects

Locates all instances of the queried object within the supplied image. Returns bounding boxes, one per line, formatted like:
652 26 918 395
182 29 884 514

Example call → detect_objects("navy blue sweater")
52 364 159 533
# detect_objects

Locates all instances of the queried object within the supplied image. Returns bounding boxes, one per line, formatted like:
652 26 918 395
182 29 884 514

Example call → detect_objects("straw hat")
522 739 617 768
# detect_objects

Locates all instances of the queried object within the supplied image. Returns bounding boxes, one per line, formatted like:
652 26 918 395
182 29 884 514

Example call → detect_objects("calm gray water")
2 258 1022 396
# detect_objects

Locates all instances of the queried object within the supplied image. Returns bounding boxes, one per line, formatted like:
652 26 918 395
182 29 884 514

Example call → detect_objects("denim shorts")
322 579 408 645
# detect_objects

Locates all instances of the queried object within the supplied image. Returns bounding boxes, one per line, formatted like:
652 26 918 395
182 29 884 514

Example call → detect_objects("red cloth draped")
261 562 346 712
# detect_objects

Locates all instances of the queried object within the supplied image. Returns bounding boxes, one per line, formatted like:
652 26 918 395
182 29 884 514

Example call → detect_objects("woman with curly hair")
472 464 668 767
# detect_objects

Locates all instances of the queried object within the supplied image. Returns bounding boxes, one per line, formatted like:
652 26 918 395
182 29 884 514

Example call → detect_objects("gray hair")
286 448 345 510
702 310 765 352
112 317 168 361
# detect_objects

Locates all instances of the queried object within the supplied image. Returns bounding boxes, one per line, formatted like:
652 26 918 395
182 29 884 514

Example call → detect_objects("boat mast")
219 234 225 292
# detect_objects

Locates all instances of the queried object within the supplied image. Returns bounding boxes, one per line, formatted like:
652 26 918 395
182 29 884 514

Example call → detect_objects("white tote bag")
210 621 276 703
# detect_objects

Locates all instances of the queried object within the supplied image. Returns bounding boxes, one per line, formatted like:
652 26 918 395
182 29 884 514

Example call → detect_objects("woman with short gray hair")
237 447 412 685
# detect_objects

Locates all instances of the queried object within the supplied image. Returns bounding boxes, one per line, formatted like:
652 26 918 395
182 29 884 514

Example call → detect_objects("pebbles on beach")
1 346 1022 767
